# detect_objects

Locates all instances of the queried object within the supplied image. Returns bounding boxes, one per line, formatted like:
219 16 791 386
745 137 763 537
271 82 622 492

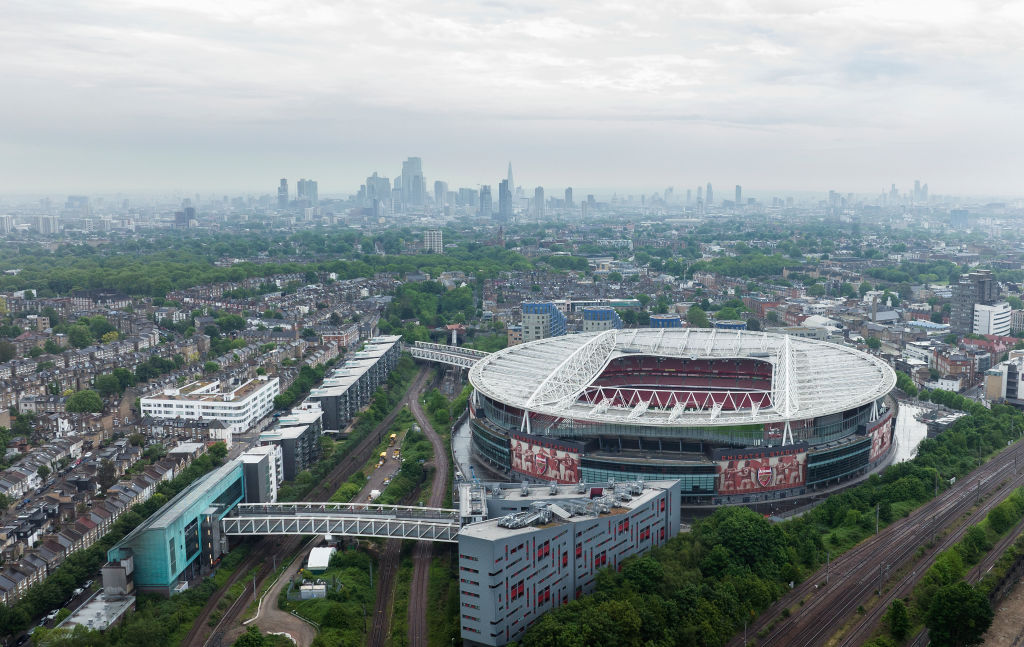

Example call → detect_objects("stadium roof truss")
468 329 896 429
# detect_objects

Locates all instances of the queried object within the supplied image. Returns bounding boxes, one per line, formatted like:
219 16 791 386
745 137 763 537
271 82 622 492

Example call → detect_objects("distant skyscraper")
706 183 713 206
564 187 573 209
363 172 391 208
735 185 742 204
277 179 288 208
534 187 544 218
686 189 691 205
297 179 318 205
507 163 515 195
424 229 444 254
434 181 448 208
696 186 703 202
458 188 478 209
498 180 513 221
479 185 493 219
401 157 426 209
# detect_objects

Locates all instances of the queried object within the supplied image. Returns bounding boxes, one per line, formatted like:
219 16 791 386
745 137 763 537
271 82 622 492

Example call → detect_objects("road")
240 537 320 647
727 437 1024 647
184 367 430 647
407 374 451 647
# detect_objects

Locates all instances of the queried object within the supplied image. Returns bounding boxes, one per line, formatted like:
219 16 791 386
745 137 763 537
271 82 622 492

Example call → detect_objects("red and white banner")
510 434 581 484
715 446 807 494
869 414 893 462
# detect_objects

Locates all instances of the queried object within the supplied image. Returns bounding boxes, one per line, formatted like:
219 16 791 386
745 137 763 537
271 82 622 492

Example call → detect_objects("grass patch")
280 547 377 647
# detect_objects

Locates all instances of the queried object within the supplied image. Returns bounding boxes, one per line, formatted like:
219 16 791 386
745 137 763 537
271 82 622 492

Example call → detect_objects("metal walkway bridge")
221 502 462 543
409 341 489 368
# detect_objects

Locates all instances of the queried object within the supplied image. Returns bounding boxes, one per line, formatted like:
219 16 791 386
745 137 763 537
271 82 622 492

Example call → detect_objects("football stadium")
466 329 897 508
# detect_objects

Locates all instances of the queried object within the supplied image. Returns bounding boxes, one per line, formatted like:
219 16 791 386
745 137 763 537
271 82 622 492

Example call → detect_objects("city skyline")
2 1 1022 195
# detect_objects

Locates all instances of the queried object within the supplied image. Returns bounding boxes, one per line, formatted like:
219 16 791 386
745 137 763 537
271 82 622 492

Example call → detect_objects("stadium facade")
467 329 896 507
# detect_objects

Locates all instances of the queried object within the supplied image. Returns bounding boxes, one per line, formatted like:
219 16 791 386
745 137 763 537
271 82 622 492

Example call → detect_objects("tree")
215 314 246 332
807 284 826 297
687 307 710 328
65 390 103 413
67 325 93 348
12 413 34 437
234 625 267 647
128 433 145 447
746 318 762 332
208 441 228 461
203 361 221 375
1008 295 1023 310
37 465 50 481
95 374 121 398
866 337 882 350
97 459 117 492
113 367 135 390
887 599 910 640
859 281 873 297
766 310 780 324
101 331 119 343
926 582 992 647
0 341 14 362
43 338 62 354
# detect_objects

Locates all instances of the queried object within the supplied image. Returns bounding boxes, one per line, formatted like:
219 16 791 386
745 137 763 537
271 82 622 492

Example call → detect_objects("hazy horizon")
3 1 1022 196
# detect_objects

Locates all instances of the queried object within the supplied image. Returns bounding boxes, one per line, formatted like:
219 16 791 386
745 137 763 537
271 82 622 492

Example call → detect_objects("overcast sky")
2 0 1022 197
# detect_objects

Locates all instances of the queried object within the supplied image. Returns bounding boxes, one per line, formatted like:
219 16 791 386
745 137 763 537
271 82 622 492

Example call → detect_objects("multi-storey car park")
466 329 897 509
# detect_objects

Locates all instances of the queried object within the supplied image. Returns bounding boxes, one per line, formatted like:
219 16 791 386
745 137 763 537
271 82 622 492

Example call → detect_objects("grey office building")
951 270 999 334
457 480 682 646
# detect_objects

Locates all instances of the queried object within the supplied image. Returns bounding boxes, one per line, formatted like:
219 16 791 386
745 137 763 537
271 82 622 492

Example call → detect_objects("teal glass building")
107 460 245 595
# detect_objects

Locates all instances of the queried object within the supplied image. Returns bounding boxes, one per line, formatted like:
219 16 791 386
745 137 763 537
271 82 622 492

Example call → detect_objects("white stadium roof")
468 329 895 427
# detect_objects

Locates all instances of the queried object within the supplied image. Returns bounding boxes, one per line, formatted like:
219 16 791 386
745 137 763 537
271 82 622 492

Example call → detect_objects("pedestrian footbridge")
409 341 489 368
221 502 461 543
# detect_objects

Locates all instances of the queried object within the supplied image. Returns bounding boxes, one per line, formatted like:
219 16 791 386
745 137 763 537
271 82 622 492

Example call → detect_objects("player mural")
510 433 582 484
714 444 808 494
869 413 894 462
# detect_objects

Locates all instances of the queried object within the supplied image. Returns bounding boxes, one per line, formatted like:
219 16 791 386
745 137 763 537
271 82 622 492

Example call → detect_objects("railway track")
184 368 430 647
827 464 1023 647
367 368 451 647
847 487 1024 642
729 437 1024 647
367 538 402 647
407 373 451 647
